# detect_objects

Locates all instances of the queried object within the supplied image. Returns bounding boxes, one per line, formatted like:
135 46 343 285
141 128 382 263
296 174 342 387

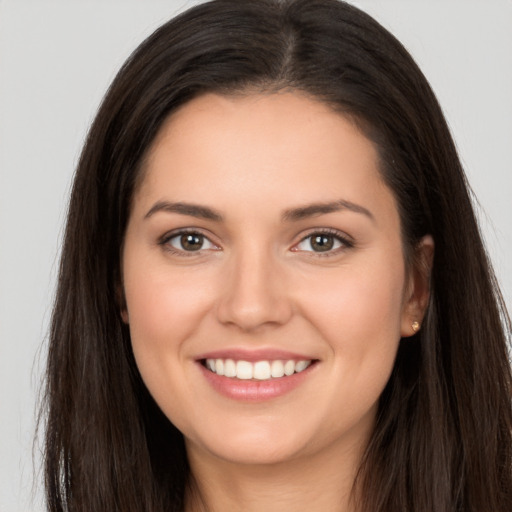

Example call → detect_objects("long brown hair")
42 1 512 510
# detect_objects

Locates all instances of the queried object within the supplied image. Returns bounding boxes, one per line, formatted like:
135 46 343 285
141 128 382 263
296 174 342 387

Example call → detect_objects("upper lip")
195 348 317 362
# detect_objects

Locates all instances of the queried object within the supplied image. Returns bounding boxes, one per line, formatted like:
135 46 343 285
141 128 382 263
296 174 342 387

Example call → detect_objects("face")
122 92 430 468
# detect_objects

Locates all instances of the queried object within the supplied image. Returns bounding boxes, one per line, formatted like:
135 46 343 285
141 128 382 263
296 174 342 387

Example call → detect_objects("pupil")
181 233 203 251
311 235 333 252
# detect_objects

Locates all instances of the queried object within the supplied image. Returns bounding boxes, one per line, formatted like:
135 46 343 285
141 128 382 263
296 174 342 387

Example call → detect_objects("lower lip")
198 362 317 402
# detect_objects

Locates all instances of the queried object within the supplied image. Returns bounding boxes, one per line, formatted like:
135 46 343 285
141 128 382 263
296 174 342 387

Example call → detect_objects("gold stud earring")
412 321 420 333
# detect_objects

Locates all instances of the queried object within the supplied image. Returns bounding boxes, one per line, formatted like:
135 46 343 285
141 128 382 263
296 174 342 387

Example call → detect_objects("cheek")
305 265 404 336
122 265 216 427
122 252 217 374
297 253 406 386
125 270 211 344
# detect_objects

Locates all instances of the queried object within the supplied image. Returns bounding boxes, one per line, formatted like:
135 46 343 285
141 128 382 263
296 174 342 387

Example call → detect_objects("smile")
197 350 319 401
204 358 313 380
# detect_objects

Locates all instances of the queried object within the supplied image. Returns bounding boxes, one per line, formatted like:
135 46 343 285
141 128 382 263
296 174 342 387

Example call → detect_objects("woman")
42 0 512 511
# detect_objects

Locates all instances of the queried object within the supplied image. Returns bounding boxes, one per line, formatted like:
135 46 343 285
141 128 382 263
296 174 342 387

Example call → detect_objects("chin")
186 420 314 466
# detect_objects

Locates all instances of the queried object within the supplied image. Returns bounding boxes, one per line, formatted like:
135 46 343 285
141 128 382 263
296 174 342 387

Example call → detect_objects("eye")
293 231 352 254
163 231 217 253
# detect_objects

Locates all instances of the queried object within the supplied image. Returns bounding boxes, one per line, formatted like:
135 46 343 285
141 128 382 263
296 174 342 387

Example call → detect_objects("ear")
116 283 129 324
401 235 434 337
120 307 129 324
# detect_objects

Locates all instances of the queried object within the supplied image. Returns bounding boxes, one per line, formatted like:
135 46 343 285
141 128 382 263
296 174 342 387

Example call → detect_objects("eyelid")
159 228 220 254
157 227 353 256
291 228 354 255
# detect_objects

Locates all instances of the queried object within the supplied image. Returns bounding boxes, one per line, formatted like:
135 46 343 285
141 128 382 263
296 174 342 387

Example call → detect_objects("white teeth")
204 358 313 380
271 360 285 378
236 360 253 380
253 361 271 380
224 359 236 378
295 360 309 372
284 360 295 376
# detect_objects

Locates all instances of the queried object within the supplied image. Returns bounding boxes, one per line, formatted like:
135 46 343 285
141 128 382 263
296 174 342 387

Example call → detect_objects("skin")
121 91 433 512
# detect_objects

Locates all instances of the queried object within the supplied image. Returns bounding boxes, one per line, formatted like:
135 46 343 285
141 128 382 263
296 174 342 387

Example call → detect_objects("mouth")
196 349 319 401
202 358 314 381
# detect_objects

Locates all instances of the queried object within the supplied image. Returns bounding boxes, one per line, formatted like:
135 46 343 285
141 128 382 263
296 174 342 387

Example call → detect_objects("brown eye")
310 234 334 252
294 231 350 254
166 232 216 252
180 233 204 251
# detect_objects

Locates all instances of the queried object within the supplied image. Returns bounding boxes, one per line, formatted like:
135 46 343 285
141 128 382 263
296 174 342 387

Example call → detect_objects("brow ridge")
282 200 374 222
144 199 373 223
144 201 223 221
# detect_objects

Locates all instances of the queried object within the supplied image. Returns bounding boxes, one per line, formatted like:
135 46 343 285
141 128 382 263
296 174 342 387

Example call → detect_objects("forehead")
136 91 396 224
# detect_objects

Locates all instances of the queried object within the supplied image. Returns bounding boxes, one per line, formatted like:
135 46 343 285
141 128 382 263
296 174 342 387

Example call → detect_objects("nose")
216 246 293 332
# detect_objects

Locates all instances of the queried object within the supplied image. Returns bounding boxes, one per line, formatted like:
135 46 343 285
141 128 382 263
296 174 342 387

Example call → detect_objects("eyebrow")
144 201 223 221
144 199 374 223
282 200 375 222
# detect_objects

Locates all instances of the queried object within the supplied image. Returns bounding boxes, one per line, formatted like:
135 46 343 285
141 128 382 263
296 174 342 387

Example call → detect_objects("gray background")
1 1 511 510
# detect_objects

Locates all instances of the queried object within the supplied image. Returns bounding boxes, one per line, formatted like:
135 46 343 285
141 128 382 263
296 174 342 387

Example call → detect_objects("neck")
184 436 366 512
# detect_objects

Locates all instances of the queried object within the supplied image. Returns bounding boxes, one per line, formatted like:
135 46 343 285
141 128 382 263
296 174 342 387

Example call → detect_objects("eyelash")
159 228 354 257
159 229 219 256
293 228 354 257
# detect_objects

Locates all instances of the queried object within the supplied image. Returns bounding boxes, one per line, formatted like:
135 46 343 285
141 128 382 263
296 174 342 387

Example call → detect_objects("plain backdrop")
1 1 511 511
